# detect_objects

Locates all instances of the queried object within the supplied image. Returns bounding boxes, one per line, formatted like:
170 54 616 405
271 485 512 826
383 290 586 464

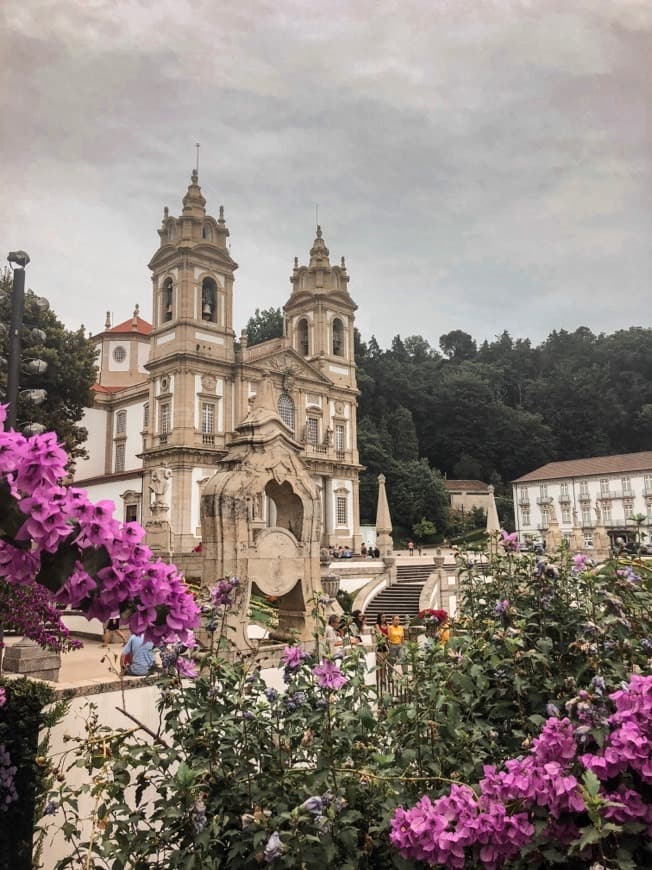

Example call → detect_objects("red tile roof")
92 384 125 393
108 316 152 335
513 451 652 483
444 479 489 492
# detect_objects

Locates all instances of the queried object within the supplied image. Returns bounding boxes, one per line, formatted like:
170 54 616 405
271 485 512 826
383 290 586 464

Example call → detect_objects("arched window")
278 393 295 433
201 277 217 322
163 278 174 322
298 318 309 356
202 224 212 240
332 318 344 356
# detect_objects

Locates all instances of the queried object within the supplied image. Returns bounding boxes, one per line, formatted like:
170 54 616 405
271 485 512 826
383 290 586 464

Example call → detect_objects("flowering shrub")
0 404 199 646
392 675 652 869
49 546 652 869
416 608 448 624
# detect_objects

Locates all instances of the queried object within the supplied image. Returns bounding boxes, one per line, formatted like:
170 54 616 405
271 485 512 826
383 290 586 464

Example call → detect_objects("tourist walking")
407 540 415 556
103 612 126 646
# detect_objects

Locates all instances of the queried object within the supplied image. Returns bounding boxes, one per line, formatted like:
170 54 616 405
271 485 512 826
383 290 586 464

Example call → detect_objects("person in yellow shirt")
387 615 405 664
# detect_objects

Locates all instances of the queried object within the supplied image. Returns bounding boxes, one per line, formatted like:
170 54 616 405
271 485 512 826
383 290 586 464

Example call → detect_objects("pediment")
249 346 333 386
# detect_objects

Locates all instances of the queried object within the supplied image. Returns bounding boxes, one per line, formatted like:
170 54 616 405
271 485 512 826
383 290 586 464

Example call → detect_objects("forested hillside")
356 326 652 529
244 309 652 537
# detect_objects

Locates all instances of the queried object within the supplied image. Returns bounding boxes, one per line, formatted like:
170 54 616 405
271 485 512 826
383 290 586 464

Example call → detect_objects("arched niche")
265 479 304 540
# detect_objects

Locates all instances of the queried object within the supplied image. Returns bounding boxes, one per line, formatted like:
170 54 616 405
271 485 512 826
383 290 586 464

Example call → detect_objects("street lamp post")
6 250 30 429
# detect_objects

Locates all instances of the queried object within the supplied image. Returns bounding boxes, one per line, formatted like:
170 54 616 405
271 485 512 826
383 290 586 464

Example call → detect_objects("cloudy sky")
1 0 651 350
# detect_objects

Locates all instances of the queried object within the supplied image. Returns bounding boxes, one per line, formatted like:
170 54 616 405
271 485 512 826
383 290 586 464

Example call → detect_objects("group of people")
374 612 405 664
325 610 367 653
102 617 155 677
320 544 382 561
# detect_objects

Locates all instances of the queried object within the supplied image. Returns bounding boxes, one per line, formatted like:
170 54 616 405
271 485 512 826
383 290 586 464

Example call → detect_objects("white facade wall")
74 407 107 479
513 469 652 542
80 475 143 523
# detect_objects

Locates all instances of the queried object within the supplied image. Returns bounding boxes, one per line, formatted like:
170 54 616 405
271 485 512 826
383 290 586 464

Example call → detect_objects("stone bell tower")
141 171 239 551
284 226 357 389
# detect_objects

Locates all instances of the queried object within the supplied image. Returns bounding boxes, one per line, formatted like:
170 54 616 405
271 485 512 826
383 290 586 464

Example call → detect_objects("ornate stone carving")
334 401 344 416
201 374 216 393
149 465 172 511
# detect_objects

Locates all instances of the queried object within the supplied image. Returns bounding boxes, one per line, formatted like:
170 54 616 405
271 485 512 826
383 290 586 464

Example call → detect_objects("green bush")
52 551 652 868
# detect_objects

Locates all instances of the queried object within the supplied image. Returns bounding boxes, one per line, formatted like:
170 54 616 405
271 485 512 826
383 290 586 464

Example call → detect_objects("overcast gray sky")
1 0 651 350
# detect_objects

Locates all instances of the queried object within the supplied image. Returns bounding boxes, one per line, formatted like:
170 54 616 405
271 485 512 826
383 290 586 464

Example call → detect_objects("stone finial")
340 256 346 270
309 225 331 267
293 256 299 270
163 206 169 219
240 328 248 349
105 310 111 329
218 205 225 224
485 485 500 534
375 472 393 557
132 303 140 327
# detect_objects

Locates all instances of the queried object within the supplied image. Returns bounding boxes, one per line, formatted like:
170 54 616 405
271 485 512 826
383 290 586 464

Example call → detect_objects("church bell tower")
142 171 239 551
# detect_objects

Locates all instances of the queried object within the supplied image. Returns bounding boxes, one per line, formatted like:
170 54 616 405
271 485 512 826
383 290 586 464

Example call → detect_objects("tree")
0 271 97 458
412 517 436 546
387 406 419 462
244 307 283 347
439 329 477 362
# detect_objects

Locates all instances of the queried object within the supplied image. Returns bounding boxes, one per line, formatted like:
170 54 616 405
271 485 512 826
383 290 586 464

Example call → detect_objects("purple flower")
572 553 590 573
264 687 278 703
313 659 348 691
301 796 323 814
175 657 198 679
494 599 510 616
264 831 283 863
281 645 307 669
0 688 6 708
500 530 520 552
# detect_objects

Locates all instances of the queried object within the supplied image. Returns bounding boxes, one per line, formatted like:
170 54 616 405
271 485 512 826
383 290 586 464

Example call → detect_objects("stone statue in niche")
253 492 263 520
150 466 172 509
324 427 333 446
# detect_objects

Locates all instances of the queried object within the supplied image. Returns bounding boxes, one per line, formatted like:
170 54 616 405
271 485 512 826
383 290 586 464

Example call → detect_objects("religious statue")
594 501 602 525
150 466 172 508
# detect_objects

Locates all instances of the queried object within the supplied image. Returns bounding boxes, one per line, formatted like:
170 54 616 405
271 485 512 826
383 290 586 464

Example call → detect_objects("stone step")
364 582 424 624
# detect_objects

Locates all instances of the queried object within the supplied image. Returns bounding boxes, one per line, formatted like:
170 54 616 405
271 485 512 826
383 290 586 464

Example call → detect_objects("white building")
74 171 362 556
512 452 652 547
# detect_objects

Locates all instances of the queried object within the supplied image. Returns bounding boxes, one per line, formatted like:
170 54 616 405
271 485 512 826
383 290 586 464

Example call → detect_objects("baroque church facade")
74 171 362 554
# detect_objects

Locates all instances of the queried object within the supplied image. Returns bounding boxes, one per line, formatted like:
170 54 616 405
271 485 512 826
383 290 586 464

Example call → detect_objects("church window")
113 346 126 363
298 319 309 356
115 410 127 435
160 403 171 434
163 278 174 322
143 402 150 430
201 277 217 322
201 402 215 434
125 503 138 523
114 442 125 473
335 423 345 452
278 393 295 432
306 417 319 445
332 318 344 356
336 496 348 526
202 224 212 240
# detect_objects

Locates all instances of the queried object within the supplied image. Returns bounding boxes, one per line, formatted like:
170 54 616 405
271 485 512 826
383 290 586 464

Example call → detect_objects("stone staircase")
363 582 425 625
363 563 436 625
395 563 434 584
